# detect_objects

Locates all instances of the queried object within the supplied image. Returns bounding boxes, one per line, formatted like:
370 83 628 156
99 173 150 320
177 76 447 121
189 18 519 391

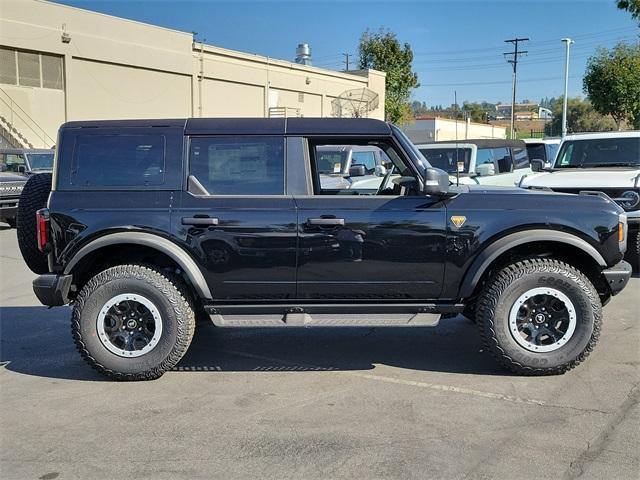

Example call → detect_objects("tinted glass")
555 138 639 168
316 148 349 174
190 137 284 195
419 147 471 174
2 154 26 172
26 153 54 170
512 146 529 169
352 151 376 171
492 147 512 173
71 135 165 187
526 144 546 162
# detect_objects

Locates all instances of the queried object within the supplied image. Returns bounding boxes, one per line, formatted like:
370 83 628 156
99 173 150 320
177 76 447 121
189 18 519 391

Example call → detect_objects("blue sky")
55 0 638 106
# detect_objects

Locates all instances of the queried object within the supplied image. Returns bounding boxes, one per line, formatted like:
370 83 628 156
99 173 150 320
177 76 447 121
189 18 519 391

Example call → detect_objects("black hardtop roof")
426 138 527 148
60 118 392 136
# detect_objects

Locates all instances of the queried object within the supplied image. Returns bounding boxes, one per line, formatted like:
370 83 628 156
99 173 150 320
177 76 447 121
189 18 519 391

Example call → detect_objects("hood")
520 168 640 189
0 172 28 183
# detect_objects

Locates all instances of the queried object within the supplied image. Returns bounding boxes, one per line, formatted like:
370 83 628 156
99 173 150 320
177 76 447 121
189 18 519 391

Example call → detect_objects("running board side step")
202 303 464 328
208 312 440 328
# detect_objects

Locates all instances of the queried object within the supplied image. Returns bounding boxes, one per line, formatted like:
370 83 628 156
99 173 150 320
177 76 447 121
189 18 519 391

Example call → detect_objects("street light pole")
561 38 574 138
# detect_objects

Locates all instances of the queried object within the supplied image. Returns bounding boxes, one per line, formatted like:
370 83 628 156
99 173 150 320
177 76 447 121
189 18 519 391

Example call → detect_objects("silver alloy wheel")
509 287 577 353
97 294 162 358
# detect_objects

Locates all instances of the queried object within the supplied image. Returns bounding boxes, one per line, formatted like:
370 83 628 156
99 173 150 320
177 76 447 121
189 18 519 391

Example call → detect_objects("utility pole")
343 53 351 71
561 38 574 138
504 37 529 139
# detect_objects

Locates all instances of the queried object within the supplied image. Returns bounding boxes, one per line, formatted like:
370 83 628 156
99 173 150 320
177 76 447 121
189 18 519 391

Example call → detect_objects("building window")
0 47 16 85
0 47 63 90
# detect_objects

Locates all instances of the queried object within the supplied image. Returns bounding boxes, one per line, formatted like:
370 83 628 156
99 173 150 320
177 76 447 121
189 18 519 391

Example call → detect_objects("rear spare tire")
17 173 52 274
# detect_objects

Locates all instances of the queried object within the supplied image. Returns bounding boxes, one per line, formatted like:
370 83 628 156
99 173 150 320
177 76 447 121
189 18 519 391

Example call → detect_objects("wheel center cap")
126 319 137 329
534 313 546 324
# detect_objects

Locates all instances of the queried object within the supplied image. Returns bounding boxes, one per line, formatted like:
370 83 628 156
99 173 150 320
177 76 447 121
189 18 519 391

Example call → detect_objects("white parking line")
220 349 547 406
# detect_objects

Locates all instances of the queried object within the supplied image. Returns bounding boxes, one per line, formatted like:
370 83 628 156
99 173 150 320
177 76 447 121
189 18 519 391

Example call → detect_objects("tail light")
36 208 50 252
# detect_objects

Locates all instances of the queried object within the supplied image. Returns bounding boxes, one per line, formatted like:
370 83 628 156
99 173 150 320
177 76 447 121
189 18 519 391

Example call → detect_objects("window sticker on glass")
333 163 341 173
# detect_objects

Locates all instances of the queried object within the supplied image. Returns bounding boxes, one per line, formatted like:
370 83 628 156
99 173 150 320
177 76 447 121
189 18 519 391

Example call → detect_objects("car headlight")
615 190 640 210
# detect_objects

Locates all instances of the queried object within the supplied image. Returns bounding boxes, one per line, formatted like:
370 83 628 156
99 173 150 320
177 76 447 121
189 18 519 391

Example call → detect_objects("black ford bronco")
18 118 632 380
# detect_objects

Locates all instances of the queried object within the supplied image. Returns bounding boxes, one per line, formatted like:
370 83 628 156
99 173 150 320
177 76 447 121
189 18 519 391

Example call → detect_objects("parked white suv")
417 139 531 186
519 131 640 266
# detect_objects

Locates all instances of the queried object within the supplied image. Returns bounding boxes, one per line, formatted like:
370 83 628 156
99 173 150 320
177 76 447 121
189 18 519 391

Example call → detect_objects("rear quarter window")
70 134 166 187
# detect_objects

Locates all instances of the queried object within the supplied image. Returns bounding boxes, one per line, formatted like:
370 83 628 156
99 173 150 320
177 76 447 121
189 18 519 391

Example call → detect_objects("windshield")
315 149 349 175
419 147 472 174
555 138 640 168
26 153 54 170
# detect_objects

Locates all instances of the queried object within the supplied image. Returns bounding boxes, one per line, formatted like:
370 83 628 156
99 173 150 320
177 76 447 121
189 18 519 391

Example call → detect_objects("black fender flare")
63 231 213 299
458 229 607 298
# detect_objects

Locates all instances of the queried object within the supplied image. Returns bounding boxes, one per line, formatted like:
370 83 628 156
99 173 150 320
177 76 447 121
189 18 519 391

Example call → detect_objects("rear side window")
189 136 284 195
71 134 165 187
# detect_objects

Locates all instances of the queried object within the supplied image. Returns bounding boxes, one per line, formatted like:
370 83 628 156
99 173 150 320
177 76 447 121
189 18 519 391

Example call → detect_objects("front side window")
555 138 640 168
71 134 165 187
189 136 284 195
312 141 417 196
492 147 512 173
512 147 529 169
2 154 27 172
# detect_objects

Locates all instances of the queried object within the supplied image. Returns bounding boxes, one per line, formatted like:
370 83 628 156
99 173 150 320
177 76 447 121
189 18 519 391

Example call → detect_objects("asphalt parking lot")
0 225 638 480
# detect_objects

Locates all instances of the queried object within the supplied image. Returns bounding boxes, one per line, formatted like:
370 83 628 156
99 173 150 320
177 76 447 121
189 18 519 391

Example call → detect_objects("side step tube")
208 312 441 328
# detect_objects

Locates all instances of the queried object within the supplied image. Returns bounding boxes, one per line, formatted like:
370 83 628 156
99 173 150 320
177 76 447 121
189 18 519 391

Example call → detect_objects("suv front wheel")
476 258 601 375
72 265 195 380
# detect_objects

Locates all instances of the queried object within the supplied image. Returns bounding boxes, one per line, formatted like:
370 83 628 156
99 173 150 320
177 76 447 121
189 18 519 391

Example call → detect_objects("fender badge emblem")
451 216 466 228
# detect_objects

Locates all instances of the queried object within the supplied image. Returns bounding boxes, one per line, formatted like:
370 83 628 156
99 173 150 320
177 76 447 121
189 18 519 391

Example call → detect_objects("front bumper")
0 197 19 221
602 260 632 296
33 274 73 307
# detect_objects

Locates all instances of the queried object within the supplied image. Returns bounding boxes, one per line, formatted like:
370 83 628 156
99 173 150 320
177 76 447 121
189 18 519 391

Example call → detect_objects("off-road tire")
72 265 195 381
476 258 601 375
16 172 52 274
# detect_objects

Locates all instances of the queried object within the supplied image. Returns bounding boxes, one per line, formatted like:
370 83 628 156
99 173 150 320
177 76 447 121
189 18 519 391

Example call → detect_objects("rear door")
293 137 446 301
171 135 297 302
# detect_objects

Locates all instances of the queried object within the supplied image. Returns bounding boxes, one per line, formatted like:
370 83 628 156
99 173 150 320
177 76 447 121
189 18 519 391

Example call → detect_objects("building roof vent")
295 43 312 66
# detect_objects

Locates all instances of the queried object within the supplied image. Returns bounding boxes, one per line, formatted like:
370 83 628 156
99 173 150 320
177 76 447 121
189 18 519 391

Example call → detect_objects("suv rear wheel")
476 258 601 375
72 265 195 380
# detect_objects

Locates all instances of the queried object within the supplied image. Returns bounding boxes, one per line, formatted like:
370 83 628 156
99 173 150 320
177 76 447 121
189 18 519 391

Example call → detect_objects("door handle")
307 217 345 226
182 217 219 226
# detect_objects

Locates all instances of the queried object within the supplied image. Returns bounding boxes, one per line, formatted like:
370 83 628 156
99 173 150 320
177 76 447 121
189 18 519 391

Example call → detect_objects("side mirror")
348 164 366 177
476 163 495 177
374 164 387 177
17 165 27 173
530 159 544 172
423 167 449 195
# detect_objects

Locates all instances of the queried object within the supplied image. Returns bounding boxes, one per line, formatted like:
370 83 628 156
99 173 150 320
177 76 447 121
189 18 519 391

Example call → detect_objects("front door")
172 135 297 302
295 139 446 301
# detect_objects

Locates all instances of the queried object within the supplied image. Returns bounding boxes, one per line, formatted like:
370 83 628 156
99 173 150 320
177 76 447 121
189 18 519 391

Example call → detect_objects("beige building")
0 0 385 148
403 116 507 143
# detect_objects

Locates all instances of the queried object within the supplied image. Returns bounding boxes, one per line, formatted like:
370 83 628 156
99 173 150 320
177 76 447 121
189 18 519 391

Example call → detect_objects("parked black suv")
19 118 631 380
0 148 54 227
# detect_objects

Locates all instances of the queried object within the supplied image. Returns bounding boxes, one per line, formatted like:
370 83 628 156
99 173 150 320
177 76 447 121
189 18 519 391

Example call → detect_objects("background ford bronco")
18 118 631 380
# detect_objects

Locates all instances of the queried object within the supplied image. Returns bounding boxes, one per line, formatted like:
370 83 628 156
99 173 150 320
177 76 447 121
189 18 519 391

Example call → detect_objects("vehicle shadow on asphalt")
0 305 510 380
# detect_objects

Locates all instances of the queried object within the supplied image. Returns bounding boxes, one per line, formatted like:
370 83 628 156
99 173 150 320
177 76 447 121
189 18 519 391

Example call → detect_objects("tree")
462 102 488 123
358 29 419 125
617 0 640 23
583 42 640 129
546 97 617 135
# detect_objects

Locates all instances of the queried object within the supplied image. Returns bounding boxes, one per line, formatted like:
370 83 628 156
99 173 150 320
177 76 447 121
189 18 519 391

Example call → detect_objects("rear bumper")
33 274 73 307
602 260 632 296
